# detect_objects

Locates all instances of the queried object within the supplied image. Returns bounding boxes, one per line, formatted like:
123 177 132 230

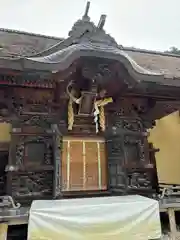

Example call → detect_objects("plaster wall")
149 111 180 184
0 123 11 142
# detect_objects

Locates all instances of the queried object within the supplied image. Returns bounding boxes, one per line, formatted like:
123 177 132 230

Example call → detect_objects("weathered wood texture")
168 208 177 240
6 123 55 205
0 73 160 204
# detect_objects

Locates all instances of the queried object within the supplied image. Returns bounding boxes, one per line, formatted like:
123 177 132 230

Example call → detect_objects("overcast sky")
0 0 179 51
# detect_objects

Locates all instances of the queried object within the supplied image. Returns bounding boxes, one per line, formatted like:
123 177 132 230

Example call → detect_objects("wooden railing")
159 183 180 201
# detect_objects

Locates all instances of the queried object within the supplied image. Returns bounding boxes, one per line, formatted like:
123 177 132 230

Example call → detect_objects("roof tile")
1 28 180 78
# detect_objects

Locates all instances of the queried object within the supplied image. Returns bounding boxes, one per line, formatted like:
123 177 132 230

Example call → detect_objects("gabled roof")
0 2 180 87
125 48 180 79
0 28 61 57
1 28 180 79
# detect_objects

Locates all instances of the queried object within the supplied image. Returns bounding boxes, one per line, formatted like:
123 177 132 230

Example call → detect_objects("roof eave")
0 45 180 94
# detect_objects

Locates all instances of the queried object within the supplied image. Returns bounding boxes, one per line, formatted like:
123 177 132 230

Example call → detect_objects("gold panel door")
61 137 107 192
69 141 83 191
85 141 99 190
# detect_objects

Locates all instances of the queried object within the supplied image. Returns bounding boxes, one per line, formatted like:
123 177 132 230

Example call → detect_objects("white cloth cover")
27 195 161 240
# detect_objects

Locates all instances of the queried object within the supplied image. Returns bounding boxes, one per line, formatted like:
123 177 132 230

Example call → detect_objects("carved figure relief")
124 135 145 165
9 133 54 201
12 171 53 199
128 171 152 190
105 97 155 195
15 136 53 167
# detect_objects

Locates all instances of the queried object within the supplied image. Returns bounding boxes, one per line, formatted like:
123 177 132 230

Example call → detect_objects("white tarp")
27 195 161 240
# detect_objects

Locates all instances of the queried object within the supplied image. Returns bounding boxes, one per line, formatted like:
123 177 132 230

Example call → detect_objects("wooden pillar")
105 131 128 194
51 124 62 198
168 208 177 240
0 223 8 240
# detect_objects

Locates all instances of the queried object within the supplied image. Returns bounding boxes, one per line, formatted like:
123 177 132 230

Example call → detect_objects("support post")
51 124 62 198
168 208 177 240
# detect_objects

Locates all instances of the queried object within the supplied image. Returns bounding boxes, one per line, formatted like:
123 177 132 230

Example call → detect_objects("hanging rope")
68 98 74 130
94 97 113 133
66 80 113 132
66 81 81 131
99 105 105 131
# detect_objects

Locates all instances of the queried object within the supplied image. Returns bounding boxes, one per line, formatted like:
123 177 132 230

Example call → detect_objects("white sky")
0 0 179 51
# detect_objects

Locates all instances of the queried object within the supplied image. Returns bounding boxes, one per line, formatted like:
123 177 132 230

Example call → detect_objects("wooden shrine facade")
0 64 160 205
1 2 180 208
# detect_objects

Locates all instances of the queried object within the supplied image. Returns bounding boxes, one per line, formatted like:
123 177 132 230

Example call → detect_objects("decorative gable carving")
68 1 118 47
68 20 95 39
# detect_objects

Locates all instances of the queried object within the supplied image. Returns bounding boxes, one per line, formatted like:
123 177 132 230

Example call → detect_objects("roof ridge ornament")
68 1 118 46
82 1 91 22
68 2 95 37
97 14 106 30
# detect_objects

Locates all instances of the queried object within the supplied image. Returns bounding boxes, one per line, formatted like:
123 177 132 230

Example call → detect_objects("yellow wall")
149 111 180 184
0 122 11 142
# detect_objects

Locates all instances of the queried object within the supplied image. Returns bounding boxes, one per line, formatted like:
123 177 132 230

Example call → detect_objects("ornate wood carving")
124 135 146 165
0 86 60 125
109 116 143 133
14 135 53 168
19 115 54 128
106 136 127 193
6 123 54 203
0 69 161 202
80 58 132 91
0 72 54 88
127 171 152 191
11 88 54 115
11 171 53 199
106 98 157 195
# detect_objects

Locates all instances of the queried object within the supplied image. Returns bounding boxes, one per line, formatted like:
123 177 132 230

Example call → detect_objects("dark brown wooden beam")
0 142 9 151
